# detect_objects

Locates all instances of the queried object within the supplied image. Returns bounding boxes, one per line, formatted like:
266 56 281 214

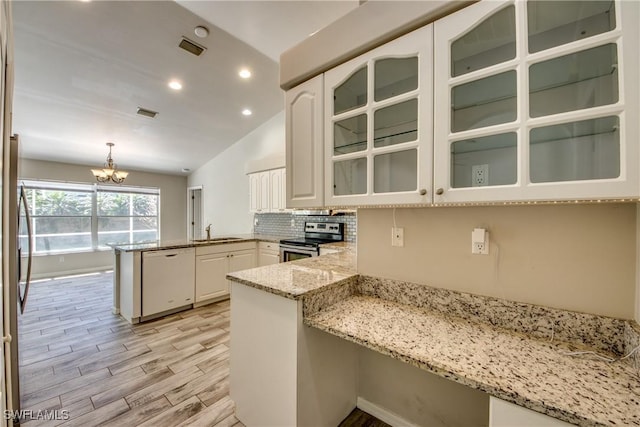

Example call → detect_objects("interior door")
187 187 202 240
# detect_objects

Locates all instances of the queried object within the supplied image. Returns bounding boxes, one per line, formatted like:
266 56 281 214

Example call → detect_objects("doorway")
187 186 203 240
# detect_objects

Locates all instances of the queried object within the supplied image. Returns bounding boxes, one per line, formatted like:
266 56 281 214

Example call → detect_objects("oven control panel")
304 222 343 235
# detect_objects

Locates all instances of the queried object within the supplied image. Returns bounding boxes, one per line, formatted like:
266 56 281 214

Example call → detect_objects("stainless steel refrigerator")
1 1 32 422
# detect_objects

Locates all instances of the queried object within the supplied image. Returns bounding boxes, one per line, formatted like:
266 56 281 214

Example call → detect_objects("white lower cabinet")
142 248 195 317
489 397 573 427
195 242 256 303
195 252 228 302
258 241 280 266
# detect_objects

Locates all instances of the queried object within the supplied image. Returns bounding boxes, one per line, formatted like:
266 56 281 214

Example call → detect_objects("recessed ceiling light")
168 80 182 90
182 168 191 173
242 109 252 116
194 26 209 38
239 69 251 79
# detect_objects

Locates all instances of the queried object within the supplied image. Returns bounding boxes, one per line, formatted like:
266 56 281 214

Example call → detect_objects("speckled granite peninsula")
227 245 640 427
226 242 357 299
109 233 287 252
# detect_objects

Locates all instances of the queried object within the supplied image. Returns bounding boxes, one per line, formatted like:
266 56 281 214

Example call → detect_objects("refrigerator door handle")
19 184 32 314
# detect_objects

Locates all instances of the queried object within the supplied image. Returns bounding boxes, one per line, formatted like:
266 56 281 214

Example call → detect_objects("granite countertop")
226 245 639 426
226 242 356 299
305 293 640 427
110 233 289 252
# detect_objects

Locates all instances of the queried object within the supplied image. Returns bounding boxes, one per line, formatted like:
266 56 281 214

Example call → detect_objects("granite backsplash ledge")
355 276 628 357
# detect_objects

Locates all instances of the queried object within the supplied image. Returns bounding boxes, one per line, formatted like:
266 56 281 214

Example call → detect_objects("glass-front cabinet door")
324 25 433 206
433 0 639 203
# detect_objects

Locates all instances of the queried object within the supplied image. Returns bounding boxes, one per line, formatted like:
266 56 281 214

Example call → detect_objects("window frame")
20 180 161 255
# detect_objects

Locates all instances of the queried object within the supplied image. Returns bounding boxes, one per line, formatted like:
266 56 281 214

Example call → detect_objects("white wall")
19 158 187 278
188 111 285 235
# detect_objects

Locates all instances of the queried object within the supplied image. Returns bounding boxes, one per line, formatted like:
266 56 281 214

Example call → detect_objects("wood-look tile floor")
18 271 241 427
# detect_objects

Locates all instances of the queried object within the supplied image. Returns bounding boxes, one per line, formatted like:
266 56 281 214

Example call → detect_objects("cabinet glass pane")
529 44 618 118
334 66 367 115
374 149 417 193
374 99 418 148
528 1 615 53
452 71 517 132
374 57 418 101
334 114 367 155
530 116 619 183
451 6 516 77
334 158 367 196
451 133 517 188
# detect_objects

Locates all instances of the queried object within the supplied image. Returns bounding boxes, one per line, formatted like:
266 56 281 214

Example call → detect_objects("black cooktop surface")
279 237 334 247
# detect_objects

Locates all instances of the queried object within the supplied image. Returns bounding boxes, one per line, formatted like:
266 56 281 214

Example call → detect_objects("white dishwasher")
142 248 195 317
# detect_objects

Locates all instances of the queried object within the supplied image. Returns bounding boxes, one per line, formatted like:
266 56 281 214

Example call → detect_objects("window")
20 181 160 254
97 189 159 249
22 186 93 253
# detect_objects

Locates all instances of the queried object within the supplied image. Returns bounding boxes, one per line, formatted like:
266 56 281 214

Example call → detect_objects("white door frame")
187 186 204 241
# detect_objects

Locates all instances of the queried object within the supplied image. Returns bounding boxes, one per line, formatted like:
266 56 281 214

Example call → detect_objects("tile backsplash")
254 212 357 242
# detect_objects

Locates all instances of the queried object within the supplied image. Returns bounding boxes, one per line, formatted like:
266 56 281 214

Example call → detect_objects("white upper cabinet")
324 25 433 206
433 0 640 203
270 168 287 212
286 75 324 208
249 168 288 213
249 172 262 213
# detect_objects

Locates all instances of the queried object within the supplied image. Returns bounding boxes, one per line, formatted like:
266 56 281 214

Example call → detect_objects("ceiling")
11 1 358 176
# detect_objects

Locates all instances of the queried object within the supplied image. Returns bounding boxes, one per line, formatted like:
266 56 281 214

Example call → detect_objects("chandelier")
91 142 129 184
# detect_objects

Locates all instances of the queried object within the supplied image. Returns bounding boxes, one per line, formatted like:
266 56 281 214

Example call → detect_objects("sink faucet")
205 224 212 241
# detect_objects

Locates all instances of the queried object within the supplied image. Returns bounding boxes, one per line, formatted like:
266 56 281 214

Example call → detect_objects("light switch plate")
392 227 404 247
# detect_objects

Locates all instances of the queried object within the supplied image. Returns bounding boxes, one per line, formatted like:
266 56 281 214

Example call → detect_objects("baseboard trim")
356 397 419 427
31 266 112 280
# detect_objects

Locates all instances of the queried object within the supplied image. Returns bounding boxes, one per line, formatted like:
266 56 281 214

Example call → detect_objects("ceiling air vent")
137 107 158 118
179 37 206 56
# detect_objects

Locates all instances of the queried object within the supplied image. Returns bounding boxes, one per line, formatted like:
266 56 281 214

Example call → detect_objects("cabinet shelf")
334 128 419 155
530 127 617 146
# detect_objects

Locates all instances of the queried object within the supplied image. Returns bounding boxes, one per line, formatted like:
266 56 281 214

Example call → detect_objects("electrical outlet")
471 228 489 255
471 241 489 255
290 219 295 228
472 164 489 187
391 227 404 247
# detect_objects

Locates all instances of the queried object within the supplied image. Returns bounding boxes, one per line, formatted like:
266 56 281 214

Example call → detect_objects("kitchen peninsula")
227 246 640 427
111 234 290 324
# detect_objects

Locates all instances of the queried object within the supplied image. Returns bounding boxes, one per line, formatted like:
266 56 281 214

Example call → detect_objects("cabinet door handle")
165 254 178 258
436 188 444 195
419 189 427 196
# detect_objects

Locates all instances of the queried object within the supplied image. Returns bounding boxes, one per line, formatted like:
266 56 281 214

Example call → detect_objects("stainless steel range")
279 222 344 262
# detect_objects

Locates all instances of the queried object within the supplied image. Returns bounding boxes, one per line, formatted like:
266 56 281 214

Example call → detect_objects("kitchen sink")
192 237 243 243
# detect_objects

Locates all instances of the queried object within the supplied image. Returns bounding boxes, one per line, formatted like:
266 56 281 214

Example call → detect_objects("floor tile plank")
19 272 238 426
138 396 205 427
176 395 235 427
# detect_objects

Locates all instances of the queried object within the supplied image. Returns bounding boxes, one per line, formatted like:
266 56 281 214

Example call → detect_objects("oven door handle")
279 244 317 254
